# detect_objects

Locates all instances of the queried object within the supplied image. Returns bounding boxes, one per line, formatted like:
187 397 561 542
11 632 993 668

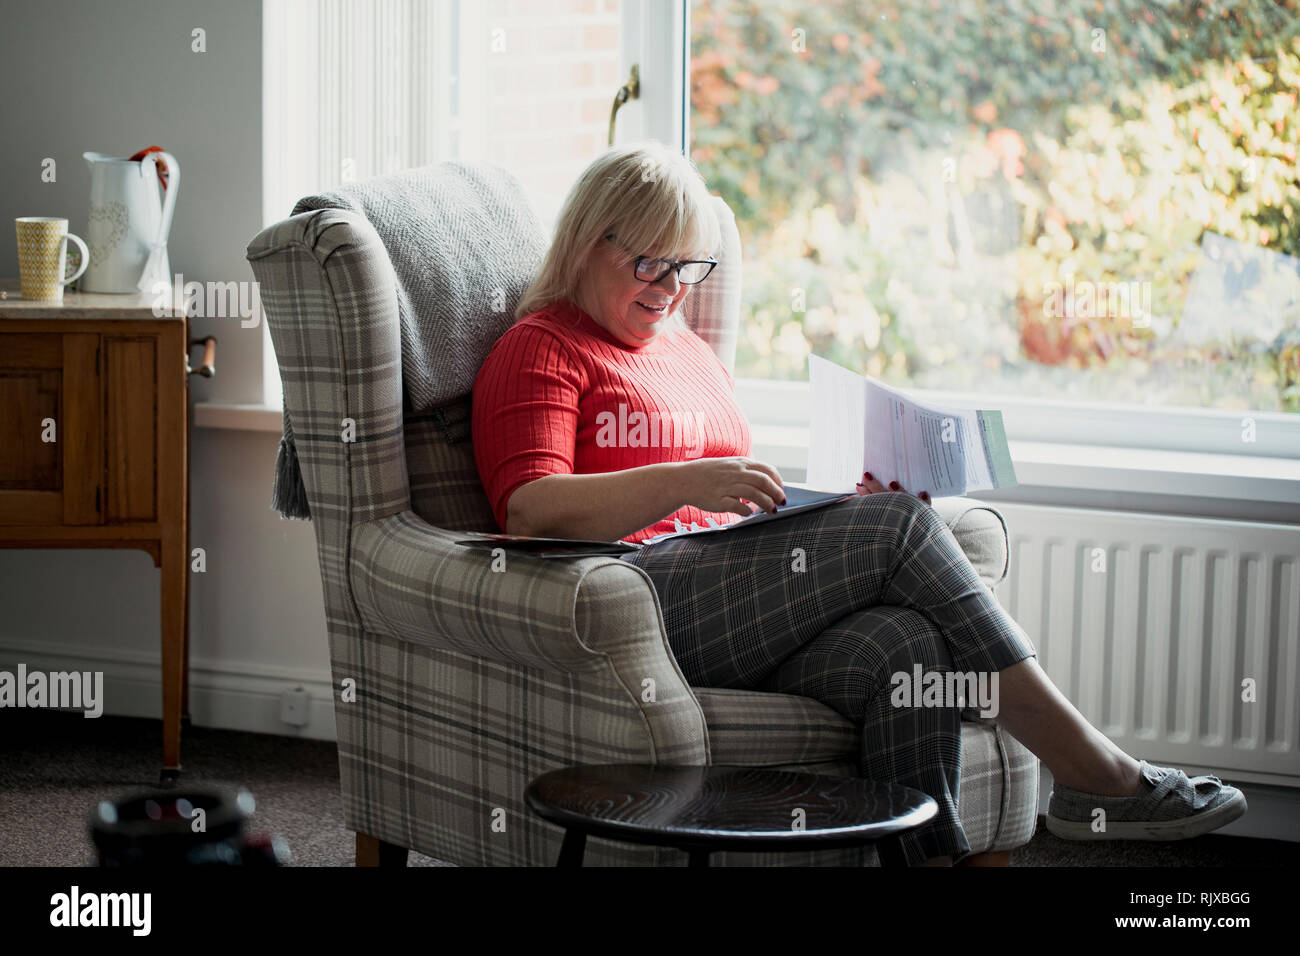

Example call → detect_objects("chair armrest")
929 496 1011 590
349 511 687 676
350 510 711 765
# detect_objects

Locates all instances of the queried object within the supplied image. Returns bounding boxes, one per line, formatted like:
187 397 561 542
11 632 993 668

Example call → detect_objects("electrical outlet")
279 687 310 727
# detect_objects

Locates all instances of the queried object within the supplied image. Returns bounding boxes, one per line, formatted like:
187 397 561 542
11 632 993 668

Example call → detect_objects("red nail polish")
864 472 873 481
889 481 900 490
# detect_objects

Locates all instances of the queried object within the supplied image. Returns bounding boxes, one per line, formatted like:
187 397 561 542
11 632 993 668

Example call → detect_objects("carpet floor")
0 711 1290 867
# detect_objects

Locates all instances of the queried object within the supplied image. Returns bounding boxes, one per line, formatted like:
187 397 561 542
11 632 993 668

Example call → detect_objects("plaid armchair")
246 180 1038 866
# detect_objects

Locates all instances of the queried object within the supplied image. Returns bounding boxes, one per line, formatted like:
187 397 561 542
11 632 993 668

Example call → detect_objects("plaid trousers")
617 491 1037 864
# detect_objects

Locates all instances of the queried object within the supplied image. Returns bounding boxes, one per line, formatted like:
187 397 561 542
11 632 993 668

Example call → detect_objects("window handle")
608 64 640 147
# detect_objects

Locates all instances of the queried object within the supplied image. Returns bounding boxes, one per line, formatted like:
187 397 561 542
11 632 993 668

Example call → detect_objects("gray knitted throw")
270 162 548 519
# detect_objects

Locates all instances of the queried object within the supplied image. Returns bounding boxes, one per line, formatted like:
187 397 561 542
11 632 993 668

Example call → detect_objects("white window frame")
257 0 462 414
218 0 656 426
616 0 688 151
632 1 1300 496
199 1 1299 520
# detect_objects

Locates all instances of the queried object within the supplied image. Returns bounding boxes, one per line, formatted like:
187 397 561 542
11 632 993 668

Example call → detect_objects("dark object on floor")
90 788 290 866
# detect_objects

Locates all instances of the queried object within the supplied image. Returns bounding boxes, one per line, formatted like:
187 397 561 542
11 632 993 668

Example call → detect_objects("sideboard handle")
186 336 217 378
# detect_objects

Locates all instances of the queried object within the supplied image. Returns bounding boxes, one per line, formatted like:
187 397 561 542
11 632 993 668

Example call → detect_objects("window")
687 0 1300 457
261 0 635 408
264 0 468 408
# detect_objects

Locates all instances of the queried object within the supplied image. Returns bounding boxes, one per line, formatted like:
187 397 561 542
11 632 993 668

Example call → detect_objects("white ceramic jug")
82 150 180 293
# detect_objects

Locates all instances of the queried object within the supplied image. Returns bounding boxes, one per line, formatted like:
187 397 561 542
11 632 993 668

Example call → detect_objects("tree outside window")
690 0 1300 414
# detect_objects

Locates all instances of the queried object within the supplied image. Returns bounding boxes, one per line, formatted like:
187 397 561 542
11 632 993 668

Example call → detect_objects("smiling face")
573 236 694 348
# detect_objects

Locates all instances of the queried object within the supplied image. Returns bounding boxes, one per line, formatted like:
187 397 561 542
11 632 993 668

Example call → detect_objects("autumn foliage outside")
690 0 1300 413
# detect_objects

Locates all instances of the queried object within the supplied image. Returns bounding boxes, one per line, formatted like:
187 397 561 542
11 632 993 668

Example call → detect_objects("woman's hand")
855 471 931 507
678 456 786 517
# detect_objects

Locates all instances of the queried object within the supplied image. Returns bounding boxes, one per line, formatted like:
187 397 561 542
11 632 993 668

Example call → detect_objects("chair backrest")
248 207 408 645
249 172 744 536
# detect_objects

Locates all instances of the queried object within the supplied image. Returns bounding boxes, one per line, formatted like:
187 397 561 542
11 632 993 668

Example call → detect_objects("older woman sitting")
471 140 1245 865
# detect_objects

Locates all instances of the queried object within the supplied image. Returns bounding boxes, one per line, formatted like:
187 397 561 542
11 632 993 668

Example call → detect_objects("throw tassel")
271 408 312 519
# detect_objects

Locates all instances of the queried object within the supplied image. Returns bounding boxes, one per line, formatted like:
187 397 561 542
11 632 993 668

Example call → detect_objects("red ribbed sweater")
471 299 752 543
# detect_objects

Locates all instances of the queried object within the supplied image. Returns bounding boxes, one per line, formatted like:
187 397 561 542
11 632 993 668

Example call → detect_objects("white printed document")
805 355 1018 498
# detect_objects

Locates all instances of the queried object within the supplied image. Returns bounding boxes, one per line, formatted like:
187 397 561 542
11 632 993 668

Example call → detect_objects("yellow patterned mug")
15 217 90 303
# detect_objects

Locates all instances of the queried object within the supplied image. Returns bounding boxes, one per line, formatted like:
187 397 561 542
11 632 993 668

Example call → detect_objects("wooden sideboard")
0 278 215 783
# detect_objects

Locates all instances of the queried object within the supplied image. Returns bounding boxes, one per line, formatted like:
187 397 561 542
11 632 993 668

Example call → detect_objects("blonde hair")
514 139 721 330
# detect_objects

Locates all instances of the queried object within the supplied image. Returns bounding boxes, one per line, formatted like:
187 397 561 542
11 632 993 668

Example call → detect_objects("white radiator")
993 503 1300 788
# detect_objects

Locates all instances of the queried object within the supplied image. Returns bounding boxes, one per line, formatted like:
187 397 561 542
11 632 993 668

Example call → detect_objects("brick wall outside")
460 0 627 225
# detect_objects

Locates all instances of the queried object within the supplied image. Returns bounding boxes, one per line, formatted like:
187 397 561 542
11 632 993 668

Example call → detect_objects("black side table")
524 763 938 867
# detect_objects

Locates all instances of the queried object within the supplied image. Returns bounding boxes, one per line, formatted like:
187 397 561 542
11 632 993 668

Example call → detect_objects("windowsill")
194 402 285 432
194 401 1300 522
732 377 1300 459
749 424 1300 523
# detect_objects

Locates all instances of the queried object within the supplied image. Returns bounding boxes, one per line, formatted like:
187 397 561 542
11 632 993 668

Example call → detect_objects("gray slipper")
1046 760 1247 841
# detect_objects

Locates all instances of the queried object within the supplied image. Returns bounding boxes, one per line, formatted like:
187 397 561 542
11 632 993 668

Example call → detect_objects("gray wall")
1 0 263 405
0 0 336 740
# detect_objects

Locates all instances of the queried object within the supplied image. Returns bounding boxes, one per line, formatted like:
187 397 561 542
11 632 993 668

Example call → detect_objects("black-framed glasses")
605 233 718 285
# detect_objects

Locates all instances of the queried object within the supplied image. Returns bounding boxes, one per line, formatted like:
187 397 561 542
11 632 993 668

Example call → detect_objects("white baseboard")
0 639 337 741
1038 766 1300 844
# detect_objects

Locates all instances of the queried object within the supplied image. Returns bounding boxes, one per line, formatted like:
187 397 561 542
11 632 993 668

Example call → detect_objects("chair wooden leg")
356 832 410 867
956 850 1012 867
